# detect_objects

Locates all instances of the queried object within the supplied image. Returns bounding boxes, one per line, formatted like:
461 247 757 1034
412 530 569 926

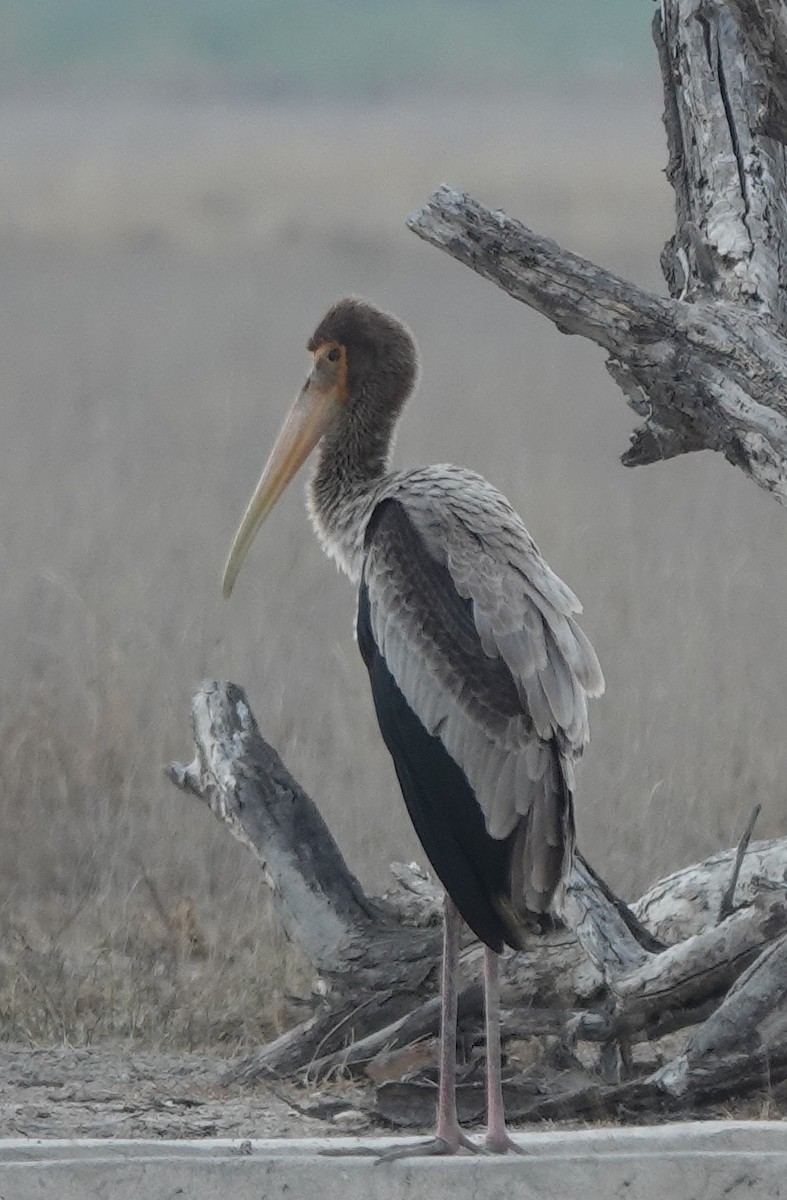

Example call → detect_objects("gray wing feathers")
363 471 603 916
411 499 603 748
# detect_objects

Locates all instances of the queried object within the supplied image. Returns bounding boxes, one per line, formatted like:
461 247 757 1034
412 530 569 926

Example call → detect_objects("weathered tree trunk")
168 683 787 1116
407 0 787 503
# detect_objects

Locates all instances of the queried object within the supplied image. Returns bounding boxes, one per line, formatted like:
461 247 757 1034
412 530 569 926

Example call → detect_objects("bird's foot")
319 1128 480 1161
375 1128 482 1162
484 1128 526 1155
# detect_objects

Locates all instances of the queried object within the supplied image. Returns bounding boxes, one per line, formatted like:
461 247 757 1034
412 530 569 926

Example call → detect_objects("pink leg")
483 945 521 1153
434 895 476 1149
375 894 478 1160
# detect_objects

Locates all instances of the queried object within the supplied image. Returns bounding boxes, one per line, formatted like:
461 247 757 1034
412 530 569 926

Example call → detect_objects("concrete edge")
1 1119 785 1161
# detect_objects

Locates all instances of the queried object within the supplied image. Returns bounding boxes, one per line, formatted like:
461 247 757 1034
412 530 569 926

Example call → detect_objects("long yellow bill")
222 377 341 598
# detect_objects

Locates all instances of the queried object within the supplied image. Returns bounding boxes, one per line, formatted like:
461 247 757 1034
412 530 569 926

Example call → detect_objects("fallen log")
633 836 787 942
168 681 787 1118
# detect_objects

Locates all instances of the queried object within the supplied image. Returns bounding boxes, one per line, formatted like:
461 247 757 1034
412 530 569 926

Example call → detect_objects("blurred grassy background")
1 2 785 1050
1 0 649 93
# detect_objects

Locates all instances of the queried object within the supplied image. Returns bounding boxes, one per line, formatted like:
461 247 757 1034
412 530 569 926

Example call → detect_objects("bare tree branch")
406 185 674 354
407 185 787 498
406 0 787 504
166 680 400 977
719 803 762 922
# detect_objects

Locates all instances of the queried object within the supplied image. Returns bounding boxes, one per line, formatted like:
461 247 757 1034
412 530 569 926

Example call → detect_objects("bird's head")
307 297 418 413
222 297 418 598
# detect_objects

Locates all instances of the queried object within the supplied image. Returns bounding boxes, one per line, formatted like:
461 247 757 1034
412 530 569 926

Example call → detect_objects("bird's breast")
305 480 385 582
305 463 523 585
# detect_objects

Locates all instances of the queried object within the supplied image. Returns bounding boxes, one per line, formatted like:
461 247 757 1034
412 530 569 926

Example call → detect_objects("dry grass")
1 87 785 1048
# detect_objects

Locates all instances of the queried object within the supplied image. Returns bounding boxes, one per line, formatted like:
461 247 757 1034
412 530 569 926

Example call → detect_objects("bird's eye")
326 346 341 362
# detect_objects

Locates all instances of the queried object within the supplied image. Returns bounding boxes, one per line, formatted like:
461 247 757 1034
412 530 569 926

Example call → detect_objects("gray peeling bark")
168 683 787 1113
407 0 787 503
726 0 787 143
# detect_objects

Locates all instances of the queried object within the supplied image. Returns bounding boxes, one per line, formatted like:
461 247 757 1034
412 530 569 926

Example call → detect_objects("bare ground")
2 1044 782 1141
0 1045 351 1140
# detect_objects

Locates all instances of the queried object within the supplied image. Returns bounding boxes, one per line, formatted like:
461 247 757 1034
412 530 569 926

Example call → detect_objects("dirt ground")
0 1045 365 1141
2 1044 783 1143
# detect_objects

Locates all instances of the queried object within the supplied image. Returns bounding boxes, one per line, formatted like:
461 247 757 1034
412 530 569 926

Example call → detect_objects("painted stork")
222 298 604 1155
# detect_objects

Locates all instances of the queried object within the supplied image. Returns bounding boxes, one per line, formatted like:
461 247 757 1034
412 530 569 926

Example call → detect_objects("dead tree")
408 0 787 502
167 683 787 1121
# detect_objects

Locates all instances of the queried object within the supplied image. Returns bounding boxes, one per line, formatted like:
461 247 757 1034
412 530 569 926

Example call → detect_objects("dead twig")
719 804 762 922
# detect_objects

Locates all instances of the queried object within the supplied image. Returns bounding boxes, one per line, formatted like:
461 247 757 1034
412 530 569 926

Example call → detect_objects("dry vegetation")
1 87 785 1052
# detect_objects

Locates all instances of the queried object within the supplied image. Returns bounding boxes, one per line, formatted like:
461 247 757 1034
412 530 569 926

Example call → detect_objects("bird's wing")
406 474 604 745
361 487 603 914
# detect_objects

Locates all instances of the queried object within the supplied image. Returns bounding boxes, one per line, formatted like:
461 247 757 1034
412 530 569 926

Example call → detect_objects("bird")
222 297 604 1156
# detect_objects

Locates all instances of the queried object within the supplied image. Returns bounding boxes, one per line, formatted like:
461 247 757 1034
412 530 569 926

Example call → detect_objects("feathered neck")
306 379 408 579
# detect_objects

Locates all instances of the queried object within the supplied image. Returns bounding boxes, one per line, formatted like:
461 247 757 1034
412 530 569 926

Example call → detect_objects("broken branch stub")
167 680 390 976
